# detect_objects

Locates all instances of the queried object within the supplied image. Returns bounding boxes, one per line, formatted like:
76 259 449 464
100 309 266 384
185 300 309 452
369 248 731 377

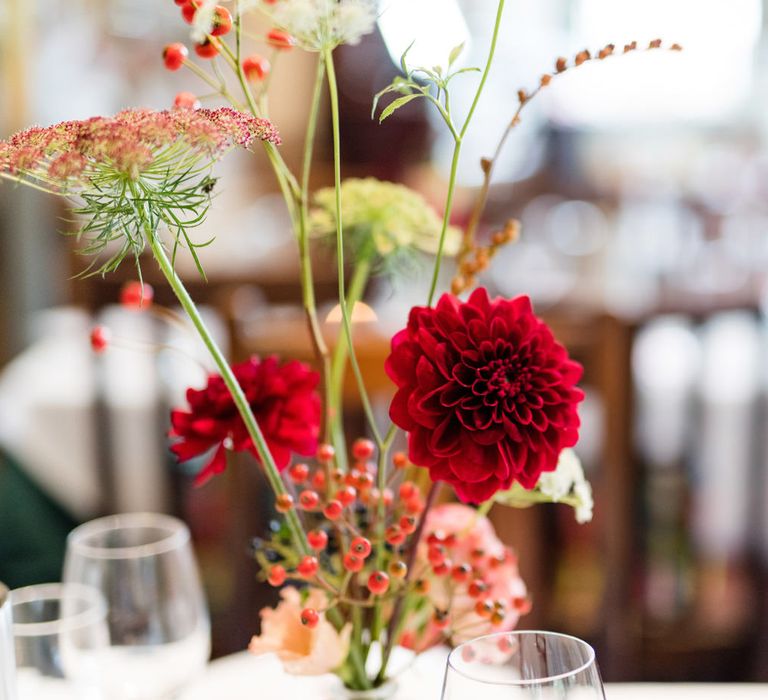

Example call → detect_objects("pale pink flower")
403 503 528 651
248 587 351 675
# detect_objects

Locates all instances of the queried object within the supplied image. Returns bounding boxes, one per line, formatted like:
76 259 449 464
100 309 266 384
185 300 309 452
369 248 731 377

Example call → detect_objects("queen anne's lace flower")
537 448 594 523
245 0 377 51
191 0 219 43
310 177 460 259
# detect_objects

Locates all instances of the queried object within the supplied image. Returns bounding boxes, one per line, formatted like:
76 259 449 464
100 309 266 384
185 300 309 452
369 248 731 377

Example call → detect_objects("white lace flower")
191 0 218 43
537 448 594 523
244 0 377 51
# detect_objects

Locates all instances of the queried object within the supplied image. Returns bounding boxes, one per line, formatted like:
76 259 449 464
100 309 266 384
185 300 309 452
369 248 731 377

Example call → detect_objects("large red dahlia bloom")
170 356 321 486
385 288 583 503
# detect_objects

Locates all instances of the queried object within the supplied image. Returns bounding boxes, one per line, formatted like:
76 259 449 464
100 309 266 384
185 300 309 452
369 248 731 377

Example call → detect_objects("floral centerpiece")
0 0 678 693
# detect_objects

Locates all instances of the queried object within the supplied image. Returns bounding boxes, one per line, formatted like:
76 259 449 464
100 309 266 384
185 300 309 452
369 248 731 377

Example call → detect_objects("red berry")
323 500 343 520
316 443 335 464
352 438 375 461
195 37 219 59
432 610 450 630
399 481 418 501
468 579 487 598
345 469 362 487
181 1 199 24
427 531 446 546
267 28 296 50
427 544 446 565
275 493 294 513
311 470 326 489
367 571 390 595
173 92 200 110
443 533 457 548
470 548 486 562
336 486 357 506
299 490 320 510
512 596 532 614
297 555 319 578
300 608 319 628
331 469 345 484
307 529 328 551
386 526 406 546
451 564 472 583
173 0 187 5
209 5 232 36
399 515 417 534
163 43 188 71
475 600 494 618
405 496 424 514
289 463 310 484
267 564 286 586
415 579 430 594
432 559 451 577
356 472 374 490
382 489 394 507
343 552 364 572
120 281 154 308
90 326 110 353
350 537 372 558
392 452 408 469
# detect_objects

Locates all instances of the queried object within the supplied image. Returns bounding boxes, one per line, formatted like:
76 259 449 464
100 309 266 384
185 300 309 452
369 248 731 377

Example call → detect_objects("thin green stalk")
459 0 506 140
145 225 309 556
426 141 462 306
349 605 373 690
327 252 373 451
298 58 334 446
323 47 383 446
426 0 507 307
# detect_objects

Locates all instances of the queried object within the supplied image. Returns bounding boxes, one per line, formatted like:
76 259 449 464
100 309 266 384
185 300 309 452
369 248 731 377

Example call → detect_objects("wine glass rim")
67 512 190 559
10 582 107 637
446 630 597 686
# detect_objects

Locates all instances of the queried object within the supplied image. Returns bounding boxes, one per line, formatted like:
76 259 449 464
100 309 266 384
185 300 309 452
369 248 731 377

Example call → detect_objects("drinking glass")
441 631 605 700
63 513 211 700
0 583 16 700
10 582 109 699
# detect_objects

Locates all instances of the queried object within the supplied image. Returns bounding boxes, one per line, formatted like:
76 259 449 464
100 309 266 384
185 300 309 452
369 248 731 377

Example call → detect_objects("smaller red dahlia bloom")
170 356 321 486
385 288 583 503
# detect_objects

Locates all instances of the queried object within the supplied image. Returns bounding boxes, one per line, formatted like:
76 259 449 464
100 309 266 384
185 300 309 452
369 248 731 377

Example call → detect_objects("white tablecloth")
181 651 768 700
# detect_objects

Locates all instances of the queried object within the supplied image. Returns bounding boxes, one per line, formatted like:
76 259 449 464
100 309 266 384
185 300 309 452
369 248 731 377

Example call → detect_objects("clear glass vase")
328 678 399 700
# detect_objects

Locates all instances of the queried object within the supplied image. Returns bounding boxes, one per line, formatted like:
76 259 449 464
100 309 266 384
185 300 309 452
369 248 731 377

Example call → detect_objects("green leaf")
400 40 415 76
448 41 465 67
492 482 548 509
378 93 422 123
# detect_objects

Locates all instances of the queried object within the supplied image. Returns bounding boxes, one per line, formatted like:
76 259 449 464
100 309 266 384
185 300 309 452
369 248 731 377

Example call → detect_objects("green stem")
146 229 309 556
349 605 372 690
323 47 383 446
426 141 462 306
459 0 506 140
298 58 334 443
327 252 373 454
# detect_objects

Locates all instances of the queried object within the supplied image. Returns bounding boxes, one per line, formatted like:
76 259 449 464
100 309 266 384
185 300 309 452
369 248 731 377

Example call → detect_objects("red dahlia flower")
385 288 583 503
170 356 321 486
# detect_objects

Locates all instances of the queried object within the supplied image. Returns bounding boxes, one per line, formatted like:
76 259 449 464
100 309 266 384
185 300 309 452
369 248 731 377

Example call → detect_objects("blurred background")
1 0 768 683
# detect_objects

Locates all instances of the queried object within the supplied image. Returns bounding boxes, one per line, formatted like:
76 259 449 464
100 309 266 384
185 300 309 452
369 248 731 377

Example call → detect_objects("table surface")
180 651 768 700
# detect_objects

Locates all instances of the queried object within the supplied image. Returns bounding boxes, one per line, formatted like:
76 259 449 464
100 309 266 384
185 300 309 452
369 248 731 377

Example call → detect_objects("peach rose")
403 503 528 650
249 587 351 675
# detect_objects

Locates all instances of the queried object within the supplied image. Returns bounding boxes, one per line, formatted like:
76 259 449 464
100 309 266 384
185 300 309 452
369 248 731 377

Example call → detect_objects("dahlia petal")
439 383 465 407
452 476 500 505
193 443 228 487
429 416 461 457
390 389 418 431
171 437 218 462
409 427 441 467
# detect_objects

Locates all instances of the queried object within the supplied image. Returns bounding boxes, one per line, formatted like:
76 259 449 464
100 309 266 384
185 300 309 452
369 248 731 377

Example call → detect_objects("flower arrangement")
0 0 679 692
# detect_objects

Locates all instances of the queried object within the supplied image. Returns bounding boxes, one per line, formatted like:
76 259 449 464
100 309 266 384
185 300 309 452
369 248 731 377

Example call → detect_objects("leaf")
451 66 482 77
448 41 465 67
400 40 416 76
492 482 548 509
379 93 422 123
371 80 414 119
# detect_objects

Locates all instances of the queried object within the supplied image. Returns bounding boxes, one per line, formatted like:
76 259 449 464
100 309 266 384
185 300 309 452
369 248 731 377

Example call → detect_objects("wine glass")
0 582 17 700
10 582 109 699
63 513 211 700
441 631 605 700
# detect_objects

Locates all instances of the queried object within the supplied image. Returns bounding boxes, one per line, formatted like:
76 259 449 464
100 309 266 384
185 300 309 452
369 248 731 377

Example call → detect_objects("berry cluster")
163 1 298 110
251 439 531 643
